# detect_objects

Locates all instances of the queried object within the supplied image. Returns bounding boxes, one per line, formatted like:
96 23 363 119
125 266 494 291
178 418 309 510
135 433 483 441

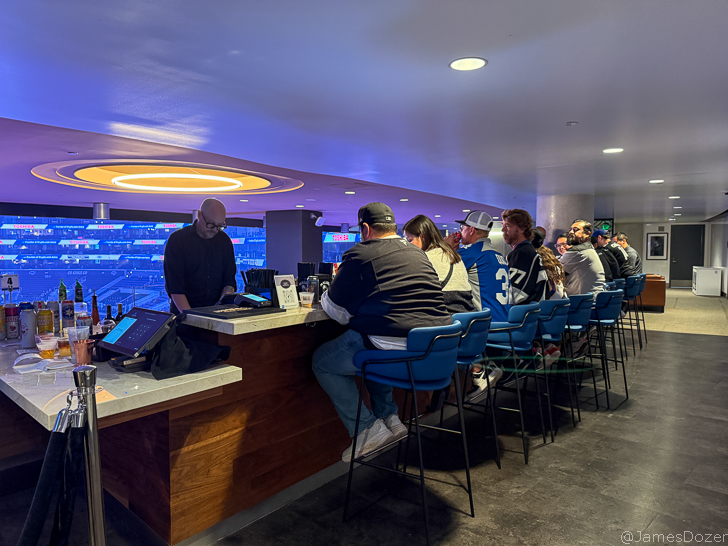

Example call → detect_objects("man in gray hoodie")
561 220 606 296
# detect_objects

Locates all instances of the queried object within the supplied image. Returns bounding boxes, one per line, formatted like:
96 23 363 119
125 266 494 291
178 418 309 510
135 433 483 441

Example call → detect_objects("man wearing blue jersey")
450 211 511 321
447 210 510 395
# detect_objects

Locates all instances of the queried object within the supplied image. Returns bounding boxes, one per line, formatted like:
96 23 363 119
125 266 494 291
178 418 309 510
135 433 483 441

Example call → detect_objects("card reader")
219 292 272 308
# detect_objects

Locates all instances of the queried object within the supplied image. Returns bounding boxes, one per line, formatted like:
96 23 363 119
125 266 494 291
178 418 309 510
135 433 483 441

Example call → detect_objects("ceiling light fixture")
305 198 316 202
673 206 682 209
442 224 448 228
295 204 304 208
111 173 243 192
565 121 578 126
648 179 664 184
239 199 248 202
449 57 487 71
602 148 624 154
674 213 682 216
435 215 441 218
345 191 356 195
462 209 471 213
400 198 409 202
669 218 676 221
668 196 680 199
67 152 78 155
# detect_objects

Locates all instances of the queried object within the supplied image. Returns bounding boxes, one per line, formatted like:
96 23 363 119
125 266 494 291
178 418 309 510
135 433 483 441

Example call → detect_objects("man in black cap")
593 229 635 278
313 202 451 463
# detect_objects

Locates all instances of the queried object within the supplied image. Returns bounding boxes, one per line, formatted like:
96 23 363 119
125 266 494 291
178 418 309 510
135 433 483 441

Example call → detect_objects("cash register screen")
98 307 174 358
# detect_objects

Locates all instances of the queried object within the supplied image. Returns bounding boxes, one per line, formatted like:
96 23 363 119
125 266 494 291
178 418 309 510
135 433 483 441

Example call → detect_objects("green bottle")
75 279 84 303
59 279 67 302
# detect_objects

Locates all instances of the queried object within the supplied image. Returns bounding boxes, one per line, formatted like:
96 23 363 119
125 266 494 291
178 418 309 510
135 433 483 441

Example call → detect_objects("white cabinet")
692 267 724 296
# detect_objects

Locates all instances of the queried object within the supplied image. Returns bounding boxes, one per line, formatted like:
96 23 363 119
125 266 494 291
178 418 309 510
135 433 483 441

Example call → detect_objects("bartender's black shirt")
163 222 237 314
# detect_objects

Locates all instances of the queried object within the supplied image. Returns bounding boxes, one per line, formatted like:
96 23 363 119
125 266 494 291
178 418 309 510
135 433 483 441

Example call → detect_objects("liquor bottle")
91 290 100 327
106 304 113 321
74 279 83 303
115 303 123 323
59 279 67 302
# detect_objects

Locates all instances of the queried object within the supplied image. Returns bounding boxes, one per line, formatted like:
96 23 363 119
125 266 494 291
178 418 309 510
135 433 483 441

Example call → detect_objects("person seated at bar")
444 210 510 397
313 203 451 462
594 229 635 278
561 219 606 296
537 245 566 300
593 233 620 282
163 198 237 314
402 214 475 314
555 233 570 256
501 208 548 304
613 232 643 274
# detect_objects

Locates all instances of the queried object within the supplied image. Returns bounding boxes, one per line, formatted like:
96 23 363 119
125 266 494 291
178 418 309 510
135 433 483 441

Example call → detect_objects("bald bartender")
163 198 237 314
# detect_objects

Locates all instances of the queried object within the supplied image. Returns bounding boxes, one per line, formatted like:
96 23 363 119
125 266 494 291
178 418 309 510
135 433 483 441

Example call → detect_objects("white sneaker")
466 364 502 401
384 413 408 440
341 419 395 463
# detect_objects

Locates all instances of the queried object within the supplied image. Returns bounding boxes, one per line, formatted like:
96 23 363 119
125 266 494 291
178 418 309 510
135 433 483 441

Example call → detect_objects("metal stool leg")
452 369 475 517
406 362 430 546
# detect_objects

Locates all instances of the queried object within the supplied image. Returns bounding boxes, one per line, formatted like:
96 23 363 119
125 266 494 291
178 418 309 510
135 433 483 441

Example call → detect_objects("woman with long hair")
403 215 475 314
536 245 565 299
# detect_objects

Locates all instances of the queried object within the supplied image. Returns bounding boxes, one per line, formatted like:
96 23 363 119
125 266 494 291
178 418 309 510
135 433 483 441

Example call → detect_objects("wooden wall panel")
0 393 50 461
99 411 172 543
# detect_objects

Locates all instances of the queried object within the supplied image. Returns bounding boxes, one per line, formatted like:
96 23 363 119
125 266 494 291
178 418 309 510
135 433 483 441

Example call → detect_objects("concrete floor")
1 324 726 545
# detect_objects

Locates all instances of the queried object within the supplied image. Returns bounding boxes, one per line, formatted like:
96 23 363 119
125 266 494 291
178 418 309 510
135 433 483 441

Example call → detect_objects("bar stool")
564 293 605 413
637 274 648 345
344 321 468 546
485 303 542 464
623 276 643 353
448 309 500 468
588 289 629 401
536 298 572 432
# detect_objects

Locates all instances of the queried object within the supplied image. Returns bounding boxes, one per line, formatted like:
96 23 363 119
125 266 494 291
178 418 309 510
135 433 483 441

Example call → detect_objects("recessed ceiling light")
67 152 78 155
400 198 409 202
434 215 441 218
305 198 316 202
565 121 578 126
492 217 500 220
462 209 471 213
345 191 356 195
674 213 682 216
603 148 624 154
239 199 249 202
449 57 487 71
669 218 676 221
673 206 682 209
648 179 664 184
295 204 304 208
442 224 448 228
668 196 680 199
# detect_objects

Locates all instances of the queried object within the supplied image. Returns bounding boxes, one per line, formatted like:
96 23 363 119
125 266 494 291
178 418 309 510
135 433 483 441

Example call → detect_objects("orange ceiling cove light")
31 160 303 195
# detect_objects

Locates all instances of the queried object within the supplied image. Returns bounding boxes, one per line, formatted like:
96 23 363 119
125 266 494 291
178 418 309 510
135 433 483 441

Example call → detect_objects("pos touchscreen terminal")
97 307 175 358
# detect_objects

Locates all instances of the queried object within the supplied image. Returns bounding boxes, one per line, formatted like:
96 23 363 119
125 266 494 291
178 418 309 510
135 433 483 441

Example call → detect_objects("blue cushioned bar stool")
536 298 571 434
485 303 542 464
605 281 629 362
448 310 500 469
589 289 629 401
344 321 469 545
623 276 643 354
564 293 605 414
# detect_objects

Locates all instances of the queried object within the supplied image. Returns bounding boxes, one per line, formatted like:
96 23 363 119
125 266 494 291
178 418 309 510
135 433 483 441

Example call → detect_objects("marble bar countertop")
0 344 242 431
181 304 331 336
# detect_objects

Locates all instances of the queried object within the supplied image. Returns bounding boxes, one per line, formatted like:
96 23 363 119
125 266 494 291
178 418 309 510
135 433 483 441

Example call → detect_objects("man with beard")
561 220 606 296
501 209 548 304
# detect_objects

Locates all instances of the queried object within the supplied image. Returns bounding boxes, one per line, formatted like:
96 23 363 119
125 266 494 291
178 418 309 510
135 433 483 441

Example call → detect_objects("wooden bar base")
99 320 350 544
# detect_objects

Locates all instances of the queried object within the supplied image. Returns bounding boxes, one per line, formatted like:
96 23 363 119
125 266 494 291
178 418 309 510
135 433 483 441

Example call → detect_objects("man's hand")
444 232 461 250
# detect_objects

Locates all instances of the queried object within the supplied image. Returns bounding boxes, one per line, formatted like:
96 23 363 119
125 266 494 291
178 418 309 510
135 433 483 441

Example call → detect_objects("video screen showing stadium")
0 216 359 313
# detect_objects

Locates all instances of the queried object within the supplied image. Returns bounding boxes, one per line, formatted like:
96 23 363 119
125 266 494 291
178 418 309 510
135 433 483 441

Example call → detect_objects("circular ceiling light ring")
111 173 243 192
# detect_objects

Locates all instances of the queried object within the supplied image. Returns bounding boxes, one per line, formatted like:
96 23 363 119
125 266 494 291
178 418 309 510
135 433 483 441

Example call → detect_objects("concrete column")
265 210 323 276
536 194 595 247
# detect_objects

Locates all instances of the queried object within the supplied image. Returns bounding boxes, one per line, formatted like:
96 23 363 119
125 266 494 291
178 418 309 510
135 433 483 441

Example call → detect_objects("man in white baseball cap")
446 210 511 397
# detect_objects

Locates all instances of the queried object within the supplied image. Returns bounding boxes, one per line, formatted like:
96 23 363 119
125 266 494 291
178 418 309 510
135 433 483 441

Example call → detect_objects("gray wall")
265 210 323 277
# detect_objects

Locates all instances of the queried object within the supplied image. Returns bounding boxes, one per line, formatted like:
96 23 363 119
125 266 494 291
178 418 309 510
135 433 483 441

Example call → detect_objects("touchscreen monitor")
98 307 174 358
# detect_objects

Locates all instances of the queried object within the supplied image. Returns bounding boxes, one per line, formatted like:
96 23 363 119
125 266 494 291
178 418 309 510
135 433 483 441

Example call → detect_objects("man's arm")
170 293 191 313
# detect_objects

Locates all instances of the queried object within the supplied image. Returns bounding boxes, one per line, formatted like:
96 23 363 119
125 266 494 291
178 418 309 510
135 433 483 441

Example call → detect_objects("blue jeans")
312 329 399 437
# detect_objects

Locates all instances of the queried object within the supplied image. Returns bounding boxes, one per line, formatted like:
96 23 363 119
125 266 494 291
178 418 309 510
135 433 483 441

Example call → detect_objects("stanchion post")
73 365 106 546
